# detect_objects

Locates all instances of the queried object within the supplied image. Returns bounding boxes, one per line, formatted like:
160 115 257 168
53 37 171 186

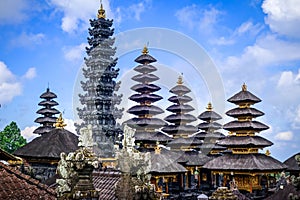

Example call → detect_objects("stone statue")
78 125 94 148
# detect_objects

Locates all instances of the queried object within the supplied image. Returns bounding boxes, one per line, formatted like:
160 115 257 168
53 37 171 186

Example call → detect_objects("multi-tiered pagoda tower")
195 102 225 156
203 84 286 192
162 75 200 151
76 4 123 158
33 88 59 135
125 47 170 151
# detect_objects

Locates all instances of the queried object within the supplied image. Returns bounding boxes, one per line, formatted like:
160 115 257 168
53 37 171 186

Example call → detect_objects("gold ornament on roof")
154 141 161 154
265 149 271 156
142 45 149 54
207 102 213 111
177 74 183 85
97 3 106 19
55 113 67 129
242 83 247 91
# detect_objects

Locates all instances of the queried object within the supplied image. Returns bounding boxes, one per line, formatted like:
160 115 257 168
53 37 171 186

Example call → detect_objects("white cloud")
235 21 263 36
262 0 300 38
129 2 145 21
21 126 39 142
63 43 86 62
22 67 37 80
64 118 77 134
274 131 293 141
175 4 222 34
11 32 45 48
0 0 29 24
49 0 113 33
0 62 22 104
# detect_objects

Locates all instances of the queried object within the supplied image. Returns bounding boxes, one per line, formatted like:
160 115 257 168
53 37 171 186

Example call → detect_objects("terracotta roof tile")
93 171 121 200
0 162 56 200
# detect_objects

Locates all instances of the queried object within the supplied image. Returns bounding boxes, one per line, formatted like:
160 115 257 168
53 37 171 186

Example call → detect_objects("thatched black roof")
134 53 157 64
166 104 194 113
129 93 162 103
223 120 269 132
14 128 78 159
167 137 202 146
179 151 212 166
150 151 187 173
226 107 264 118
132 73 159 83
193 131 225 140
125 117 167 129
127 105 164 115
168 95 192 104
40 88 57 99
265 184 300 200
218 136 273 148
131 84 161 93
133 64 157 73
284 152 300 172
170 85 191 95
162 124 198 135
198 122 222 131
164 113 197 124
203 153 286 171
198 110 222 121
134 131 172 142
227 86 261 105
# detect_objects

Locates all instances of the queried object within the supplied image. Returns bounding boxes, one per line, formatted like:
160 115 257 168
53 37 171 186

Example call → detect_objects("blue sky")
0 0 300 162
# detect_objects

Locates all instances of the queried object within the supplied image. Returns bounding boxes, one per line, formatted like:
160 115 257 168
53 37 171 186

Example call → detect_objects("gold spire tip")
265 149 271 156
142 45 149 55
206 102 213 111
242 83 247 91
55 113 67 129
97 2 106 19
177 74 183 85
154 141 161 154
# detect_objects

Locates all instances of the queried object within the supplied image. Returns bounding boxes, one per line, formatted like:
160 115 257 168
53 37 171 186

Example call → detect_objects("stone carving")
78 125 94 148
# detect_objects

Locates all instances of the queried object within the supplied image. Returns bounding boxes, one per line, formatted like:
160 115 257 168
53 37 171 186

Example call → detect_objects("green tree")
0 121 27 153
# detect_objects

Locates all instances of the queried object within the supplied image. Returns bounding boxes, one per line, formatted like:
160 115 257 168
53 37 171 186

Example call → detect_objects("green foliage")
0 121 27 153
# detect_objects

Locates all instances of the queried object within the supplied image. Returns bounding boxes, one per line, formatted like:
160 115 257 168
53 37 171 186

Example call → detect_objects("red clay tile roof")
0 162 56 200
93 171 121 200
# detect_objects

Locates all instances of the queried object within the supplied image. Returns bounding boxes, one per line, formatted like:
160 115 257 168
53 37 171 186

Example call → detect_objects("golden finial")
177 74 183 85
242 83 247 91
206 102 213 111
97 2 106 19
142 45 149 55
154 141 161 154
55 113 67 129
265 149 271 156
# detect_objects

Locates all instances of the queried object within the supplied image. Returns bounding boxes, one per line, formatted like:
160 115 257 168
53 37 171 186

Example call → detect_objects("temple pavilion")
203 84 286 192
125 47 171 150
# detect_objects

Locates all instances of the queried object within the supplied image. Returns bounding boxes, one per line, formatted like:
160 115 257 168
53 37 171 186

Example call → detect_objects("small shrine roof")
167 137 203 146
34 116 57 124
38 100 58 107
170 85 191 95
166 104 194 113
134 131 172 142
179 151 212 166
14 128 78 160
125 117 167 129
164 113 197 124
227 84 261 104
128 105 164 115
33 126 55 135
217 136 273 148
198 110 222 121
0 162 56 199
203 153 286 171
283 152 300 172
134 54 157 64
162 124 198 135
198 122 222 131
36 108 60 115
193 131 225 140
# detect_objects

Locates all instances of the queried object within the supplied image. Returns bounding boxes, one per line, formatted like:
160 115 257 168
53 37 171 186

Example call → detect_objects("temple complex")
125 47 171 150
33 88 59 135
203 84 286 192
76 3 123 159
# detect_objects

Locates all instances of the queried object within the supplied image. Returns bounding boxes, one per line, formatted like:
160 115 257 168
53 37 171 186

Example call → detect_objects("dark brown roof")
134 131 172 142
127 105 164 115
223 120 269 132
150 151 187 173
164 113 197 124
0 148 22 163
228 90 261 104
198 143 227 151
167 137 202 146
93 171 121 200
226 107 264 118
132 73 159 83
40 88 57 99
217 136 273 148
193 131 225 140
134 53 157 64
169 85 191 95
38 100 58 106
0 162 56 199
178 151 212 166
162 124 198 135
283 152 300 171
166 104 194 113
129 93 162 103
14 128 78 159
36 108 60 115
203 153 286 171
168 95 192 104
198 122 222 130
198 110 222 121
133 64 157 73
125 117 167 129
131 84 161 93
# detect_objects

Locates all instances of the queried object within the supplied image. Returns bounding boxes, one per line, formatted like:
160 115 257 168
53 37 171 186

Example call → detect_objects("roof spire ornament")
177 73 183 85
97 1 106 19
142 44 149 55
206 102 213 111
242 83 247 91
55 113 67 129
154 141 161 154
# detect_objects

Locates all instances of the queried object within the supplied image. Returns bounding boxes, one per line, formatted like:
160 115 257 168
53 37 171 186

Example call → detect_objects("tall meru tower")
76 4 123 158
